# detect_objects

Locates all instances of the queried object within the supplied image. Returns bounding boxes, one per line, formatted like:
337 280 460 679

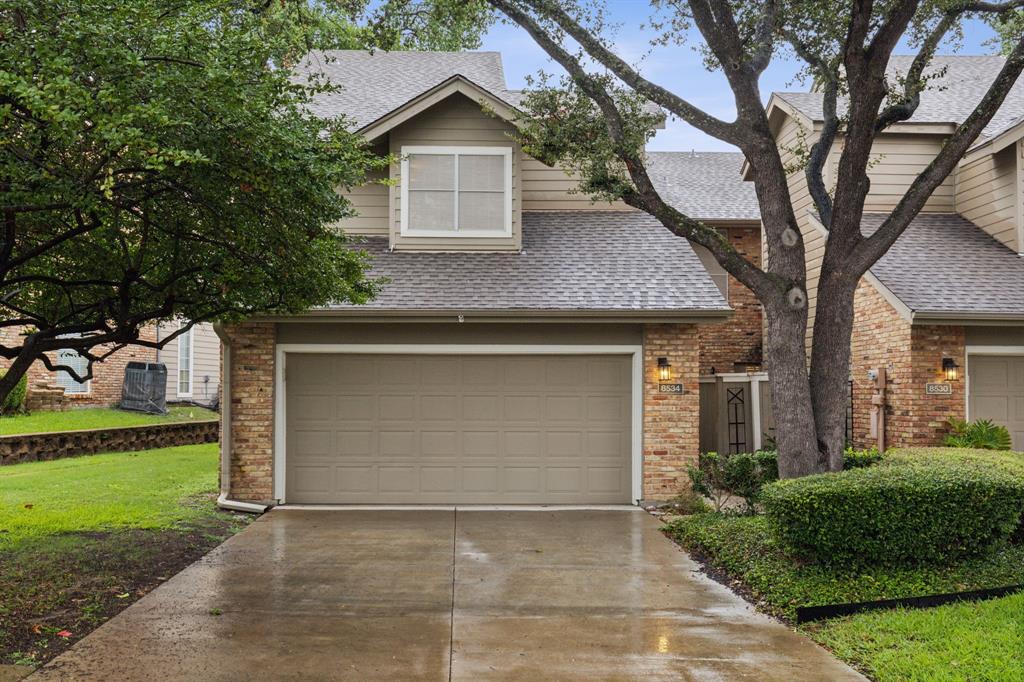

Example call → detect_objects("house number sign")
925 382 953 395
659 383 684 394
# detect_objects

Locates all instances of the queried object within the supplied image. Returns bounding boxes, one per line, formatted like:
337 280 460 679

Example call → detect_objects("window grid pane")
405 149 507 234
55 348 88 394
178 328 192 395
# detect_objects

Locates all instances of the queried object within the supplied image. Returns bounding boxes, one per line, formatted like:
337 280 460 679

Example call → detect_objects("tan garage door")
969 355 1024 450
285 353 633 504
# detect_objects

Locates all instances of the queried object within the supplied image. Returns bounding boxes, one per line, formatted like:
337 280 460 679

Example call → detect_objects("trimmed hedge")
0 370 28 414
762 461 1024 567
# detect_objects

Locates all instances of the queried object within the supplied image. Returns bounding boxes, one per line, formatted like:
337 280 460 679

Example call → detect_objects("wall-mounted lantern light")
657 357 673 382
942 357 959 382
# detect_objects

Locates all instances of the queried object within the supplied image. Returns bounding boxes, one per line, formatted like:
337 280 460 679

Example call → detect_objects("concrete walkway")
33 510 863 681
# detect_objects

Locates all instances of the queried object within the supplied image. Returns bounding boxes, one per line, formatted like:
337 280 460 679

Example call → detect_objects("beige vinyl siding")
157 321 220 405
388 94 521 251
828 133 955 213
335 166 389 236
955 145 1019 252
520 156 627 211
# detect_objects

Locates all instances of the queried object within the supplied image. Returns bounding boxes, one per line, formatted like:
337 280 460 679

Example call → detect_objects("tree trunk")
0 348 36 407
763 300 820 478
809 273 858 472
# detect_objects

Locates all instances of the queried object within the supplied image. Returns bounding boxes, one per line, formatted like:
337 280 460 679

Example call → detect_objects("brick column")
850 280 965 449
225 322 275 503
642 323 700 500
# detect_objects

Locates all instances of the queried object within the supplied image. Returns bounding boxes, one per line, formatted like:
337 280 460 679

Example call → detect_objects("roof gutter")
910 311 1024 325
255 308 734 324
212 322 268 515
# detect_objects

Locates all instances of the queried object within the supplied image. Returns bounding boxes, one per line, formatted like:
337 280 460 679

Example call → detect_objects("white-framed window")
400 146 513 237
55 347 90 395
177 324 193 398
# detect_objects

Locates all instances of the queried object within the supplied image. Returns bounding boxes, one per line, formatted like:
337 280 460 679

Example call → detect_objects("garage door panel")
970 355 1024 451
545 431 583 456
286 354 633 503
336 395 375 421
462 431 500 456
504 395 542 421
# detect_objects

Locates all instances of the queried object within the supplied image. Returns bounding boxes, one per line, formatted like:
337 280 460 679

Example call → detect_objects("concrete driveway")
33 509 863 681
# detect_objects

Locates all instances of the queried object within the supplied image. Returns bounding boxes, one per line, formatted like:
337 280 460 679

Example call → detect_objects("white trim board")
964 346 1024 421
273 344 645 505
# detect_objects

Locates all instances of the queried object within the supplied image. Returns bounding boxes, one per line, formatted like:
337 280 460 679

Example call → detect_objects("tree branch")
495 0 742 145
858 35 1024 271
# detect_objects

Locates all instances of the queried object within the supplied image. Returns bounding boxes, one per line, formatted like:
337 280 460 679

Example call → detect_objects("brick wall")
643 323 700 500
225 321 276 503
698 226 763 375
1 325 157 409
850 280 965 449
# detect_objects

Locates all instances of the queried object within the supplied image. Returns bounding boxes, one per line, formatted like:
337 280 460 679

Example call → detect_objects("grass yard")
0 405 218 436
807 592 1024 682
664 446 1024 682
0 444 252 668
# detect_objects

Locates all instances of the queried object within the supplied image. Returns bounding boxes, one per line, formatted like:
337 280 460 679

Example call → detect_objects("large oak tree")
0 0 491 402
486 0 1024 477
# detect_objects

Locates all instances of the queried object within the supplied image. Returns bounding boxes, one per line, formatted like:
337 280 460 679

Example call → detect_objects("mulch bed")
0 505 252 668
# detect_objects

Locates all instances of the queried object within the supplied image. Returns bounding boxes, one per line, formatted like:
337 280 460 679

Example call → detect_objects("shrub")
843 445 883 469
762 461 1024 567
0 370 28 414
687 450 778 514
945 417 1012 450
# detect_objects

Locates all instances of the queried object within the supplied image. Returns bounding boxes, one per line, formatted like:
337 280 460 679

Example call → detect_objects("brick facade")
698 226 763 375
223 321 701 504
850 280 965 449
642 323 701 499
225 321 276 503
1 325 157 410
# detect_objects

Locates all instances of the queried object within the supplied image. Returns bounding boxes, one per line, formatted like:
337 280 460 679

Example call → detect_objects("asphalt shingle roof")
293 50 518 130
775 55 1024 140
328 211 730 314
861 213 1024 317
647 152 759 221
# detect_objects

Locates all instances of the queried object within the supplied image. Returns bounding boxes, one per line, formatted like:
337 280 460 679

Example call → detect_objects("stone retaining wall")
0 420 220 466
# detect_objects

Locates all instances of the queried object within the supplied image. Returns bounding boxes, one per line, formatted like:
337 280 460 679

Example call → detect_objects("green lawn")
808 592 1024 682
0 443 250 667
0 443 220 549
0 405 218 436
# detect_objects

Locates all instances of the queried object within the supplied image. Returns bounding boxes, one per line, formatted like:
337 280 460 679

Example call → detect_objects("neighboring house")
219 50 762 506
0 326 157 411
155 322 221 406
0 321 221 411
761 55 1024 450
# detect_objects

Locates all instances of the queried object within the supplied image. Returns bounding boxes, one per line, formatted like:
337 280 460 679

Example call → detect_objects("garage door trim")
273 344 644 503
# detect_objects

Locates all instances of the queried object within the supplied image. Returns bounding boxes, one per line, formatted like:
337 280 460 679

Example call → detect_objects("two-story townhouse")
218 50 763 507
760 56 1024 450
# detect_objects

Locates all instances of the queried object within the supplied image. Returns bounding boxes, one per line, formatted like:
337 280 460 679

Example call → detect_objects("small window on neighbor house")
55 347 89 394
692 242 729 300
177 325 193 397
401 146 512 236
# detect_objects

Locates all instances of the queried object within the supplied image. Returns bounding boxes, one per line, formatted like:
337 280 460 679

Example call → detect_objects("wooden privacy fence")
699 373 855 454
699 372 773 454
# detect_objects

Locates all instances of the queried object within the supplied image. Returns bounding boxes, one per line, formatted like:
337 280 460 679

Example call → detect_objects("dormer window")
400 146 512 237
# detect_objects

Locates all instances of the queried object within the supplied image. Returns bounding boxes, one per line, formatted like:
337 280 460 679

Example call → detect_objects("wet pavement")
31 509 864 681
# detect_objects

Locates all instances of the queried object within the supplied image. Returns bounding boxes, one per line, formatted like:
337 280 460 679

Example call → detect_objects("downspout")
213 322 267 514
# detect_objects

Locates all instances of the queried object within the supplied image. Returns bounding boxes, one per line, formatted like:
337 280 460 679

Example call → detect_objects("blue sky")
477 5 1003 151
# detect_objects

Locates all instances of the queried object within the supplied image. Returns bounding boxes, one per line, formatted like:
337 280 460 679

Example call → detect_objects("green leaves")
761 456 1024 568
